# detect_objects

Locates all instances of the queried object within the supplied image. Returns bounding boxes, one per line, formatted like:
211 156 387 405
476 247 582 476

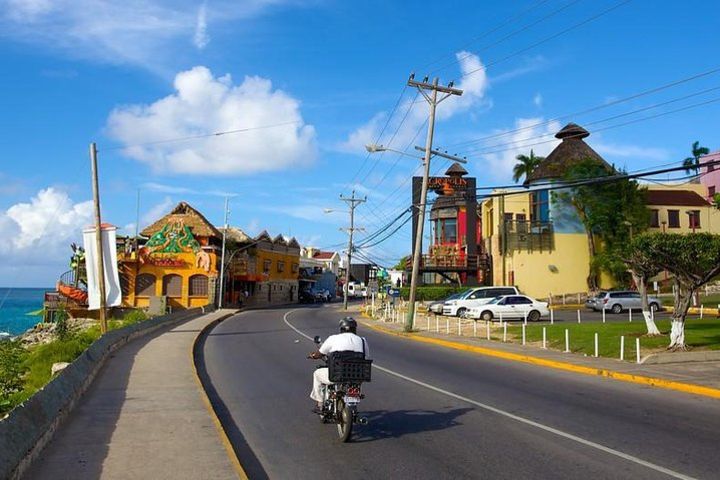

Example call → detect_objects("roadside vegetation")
0 309 148 417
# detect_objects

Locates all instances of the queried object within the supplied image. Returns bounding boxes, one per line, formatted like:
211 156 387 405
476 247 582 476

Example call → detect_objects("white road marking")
283 309 695 480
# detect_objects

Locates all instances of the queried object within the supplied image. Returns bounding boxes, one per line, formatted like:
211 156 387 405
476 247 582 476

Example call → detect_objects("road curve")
198 304 720 479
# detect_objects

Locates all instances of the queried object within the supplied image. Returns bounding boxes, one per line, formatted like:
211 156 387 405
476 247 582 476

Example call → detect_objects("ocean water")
0 288 48 337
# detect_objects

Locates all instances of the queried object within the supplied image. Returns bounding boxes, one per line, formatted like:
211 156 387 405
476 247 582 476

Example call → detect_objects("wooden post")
90 142 107 334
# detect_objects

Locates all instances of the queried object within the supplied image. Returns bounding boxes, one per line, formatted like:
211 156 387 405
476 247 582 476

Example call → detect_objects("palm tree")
512 150 544 183
682 140 709 175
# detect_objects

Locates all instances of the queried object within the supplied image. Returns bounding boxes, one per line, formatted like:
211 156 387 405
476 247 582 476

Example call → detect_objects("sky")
1 0 719 287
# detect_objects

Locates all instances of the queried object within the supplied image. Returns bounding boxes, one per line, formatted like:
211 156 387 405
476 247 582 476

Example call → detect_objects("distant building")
700 150 720 202
645 183 720 233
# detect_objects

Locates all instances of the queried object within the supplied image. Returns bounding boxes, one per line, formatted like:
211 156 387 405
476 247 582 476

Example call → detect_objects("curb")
0 308 207 480
359 314 720 401
191 311 248 480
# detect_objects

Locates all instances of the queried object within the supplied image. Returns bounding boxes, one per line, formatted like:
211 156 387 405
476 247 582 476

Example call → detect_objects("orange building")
118 202 221 310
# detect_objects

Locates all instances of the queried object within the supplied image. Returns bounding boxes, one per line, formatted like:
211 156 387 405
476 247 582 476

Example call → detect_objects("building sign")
428 176 469 195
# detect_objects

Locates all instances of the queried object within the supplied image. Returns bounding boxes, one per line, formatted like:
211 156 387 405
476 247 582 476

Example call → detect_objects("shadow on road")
351 408 473 442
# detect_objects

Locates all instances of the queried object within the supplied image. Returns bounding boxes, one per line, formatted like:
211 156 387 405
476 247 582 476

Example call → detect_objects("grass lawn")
699 293 720 308
502 317 720 362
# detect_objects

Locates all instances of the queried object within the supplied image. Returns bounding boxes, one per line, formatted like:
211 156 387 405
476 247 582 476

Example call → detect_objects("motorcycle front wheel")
335 399 353 443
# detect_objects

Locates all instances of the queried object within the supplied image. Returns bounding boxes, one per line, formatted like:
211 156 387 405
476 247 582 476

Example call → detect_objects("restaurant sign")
428 176 469 195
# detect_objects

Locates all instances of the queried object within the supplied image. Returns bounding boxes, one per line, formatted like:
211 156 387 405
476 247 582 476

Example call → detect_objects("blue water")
0 288 48 336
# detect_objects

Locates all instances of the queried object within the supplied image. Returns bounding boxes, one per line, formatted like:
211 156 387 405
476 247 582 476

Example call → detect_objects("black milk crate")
328 353 372 383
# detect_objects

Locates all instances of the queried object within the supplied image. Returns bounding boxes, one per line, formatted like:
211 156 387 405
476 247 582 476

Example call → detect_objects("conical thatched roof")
220 226 253 244
445 162 468 176
525 123 611 184
141 201 222 238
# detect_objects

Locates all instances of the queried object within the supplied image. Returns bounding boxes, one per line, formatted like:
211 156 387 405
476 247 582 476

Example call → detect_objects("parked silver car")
586 291 662 314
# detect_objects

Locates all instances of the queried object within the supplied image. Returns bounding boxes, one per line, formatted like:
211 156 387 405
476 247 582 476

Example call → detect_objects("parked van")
442 286 519 317
347 282 365 298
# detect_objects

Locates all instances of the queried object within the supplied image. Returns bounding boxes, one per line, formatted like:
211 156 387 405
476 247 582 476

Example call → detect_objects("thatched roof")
220 227 253 244
525 123 612 184
445 162 468 176
141 201 222 238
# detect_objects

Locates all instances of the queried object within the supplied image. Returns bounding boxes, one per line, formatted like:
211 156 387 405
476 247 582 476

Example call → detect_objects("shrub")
122 309 148 325
55 307 70 341
399 285 467 301
0 340 28 412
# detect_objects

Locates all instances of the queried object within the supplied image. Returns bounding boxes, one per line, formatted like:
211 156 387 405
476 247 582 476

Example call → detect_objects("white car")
466 295 550 322
442 286 519 317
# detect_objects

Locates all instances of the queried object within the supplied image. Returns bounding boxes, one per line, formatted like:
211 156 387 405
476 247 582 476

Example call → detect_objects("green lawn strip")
501 318 720 361
699 293 720 309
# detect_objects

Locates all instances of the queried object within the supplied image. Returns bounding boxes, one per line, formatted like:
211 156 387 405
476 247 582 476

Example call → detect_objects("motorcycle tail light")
347 386 361 397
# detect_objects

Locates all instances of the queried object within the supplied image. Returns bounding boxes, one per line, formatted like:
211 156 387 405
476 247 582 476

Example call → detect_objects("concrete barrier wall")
0 307 213 480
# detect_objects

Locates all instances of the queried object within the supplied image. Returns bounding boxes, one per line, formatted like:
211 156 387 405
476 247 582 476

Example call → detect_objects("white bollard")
602 308 606 323
629 309 632 323
542 327 547 349
636 337 641 364
564 329 570 352
594 332 599 358
550 309 554 325
577 310 581 323
436 317 439 333
458 318 462 336
446 318 450 334
522 324 526 345
620 336 625 361
503 322 507 342
700 305 704 319
524 310 528 325
427 315 430 331
486 321 490 340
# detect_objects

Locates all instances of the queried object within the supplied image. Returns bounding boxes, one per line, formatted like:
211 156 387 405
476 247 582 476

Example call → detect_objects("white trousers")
310 367 331 402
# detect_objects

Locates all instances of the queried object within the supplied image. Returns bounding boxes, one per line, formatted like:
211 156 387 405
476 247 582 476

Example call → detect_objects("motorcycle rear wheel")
336 400 353 443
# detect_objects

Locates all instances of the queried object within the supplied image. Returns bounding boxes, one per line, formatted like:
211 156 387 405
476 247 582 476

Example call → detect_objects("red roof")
313 251 337 260
646 190 710 207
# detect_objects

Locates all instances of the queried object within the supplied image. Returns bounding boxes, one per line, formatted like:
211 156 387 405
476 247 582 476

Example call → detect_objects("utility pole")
406 74 463 332
90 142 108 334
340 191 366 310
218 197 229 309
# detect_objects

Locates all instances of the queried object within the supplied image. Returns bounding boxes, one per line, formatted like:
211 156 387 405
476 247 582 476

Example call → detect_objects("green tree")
624 239 662 335
393 255 410 271
512 150 544 183
682 140 709 175
630 233 720 350
556 159 649 290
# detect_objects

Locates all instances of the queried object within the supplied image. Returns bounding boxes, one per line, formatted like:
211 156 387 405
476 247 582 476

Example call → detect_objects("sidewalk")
356 307 720 396
22 310 240 480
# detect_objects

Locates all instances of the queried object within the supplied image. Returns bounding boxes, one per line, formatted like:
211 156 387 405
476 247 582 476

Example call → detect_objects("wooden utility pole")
218 197 229 308
405 75 462 331
90 142 108 334
340 191 366 310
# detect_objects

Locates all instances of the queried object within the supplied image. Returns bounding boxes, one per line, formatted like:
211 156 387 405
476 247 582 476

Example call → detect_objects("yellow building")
482 124 720 299
118 202 221 310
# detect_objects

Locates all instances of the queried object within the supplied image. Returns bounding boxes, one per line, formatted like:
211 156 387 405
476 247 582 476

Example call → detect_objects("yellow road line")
359 315 720 400
191 312 249 480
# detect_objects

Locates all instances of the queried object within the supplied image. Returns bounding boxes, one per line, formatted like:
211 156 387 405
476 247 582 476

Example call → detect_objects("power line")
100 120 301 151
448 65 720 149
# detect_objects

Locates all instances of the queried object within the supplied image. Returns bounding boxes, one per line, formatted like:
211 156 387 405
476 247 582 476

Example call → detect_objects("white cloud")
0 188 92 259
339 51 490 154
0 1 300 72
141 196 174 227
193 3 209 50
533 93 543 108
480 117 561 182
107 66 317 175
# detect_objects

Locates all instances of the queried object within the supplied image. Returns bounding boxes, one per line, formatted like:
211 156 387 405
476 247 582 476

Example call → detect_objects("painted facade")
118 202 220 310
645 183 720 233
700 151 720 202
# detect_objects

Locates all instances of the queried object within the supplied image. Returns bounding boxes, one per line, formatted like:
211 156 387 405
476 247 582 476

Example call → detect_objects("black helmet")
339 317 357 333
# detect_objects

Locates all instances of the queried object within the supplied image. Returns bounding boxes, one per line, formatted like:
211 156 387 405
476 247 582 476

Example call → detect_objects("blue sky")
1 0 719 286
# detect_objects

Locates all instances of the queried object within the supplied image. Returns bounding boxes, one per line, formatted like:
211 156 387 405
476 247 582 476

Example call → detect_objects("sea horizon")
0 287 51 336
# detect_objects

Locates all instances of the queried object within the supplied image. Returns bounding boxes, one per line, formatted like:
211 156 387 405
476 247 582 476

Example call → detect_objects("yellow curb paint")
359 317 720 401
191 313 249 480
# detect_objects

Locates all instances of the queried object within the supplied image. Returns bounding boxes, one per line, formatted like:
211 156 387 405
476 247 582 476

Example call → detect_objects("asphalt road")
199 304 720 479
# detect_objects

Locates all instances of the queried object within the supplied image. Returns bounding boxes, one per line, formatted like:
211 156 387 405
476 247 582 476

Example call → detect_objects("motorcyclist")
309 317 370 413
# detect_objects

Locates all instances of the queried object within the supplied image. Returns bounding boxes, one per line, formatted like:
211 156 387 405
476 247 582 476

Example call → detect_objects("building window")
277 261 285 273
531 191 550 222
688 210 701 229
263 259 271 274
668 210 680 228
135 273 156 297
650 209 659 228
503 213 513 223
710 186 716 197
291 263 299 273
162 274 183 297
189 274 208 297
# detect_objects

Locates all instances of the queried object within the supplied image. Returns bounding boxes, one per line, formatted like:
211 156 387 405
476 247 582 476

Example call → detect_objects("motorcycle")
309 335 372 442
